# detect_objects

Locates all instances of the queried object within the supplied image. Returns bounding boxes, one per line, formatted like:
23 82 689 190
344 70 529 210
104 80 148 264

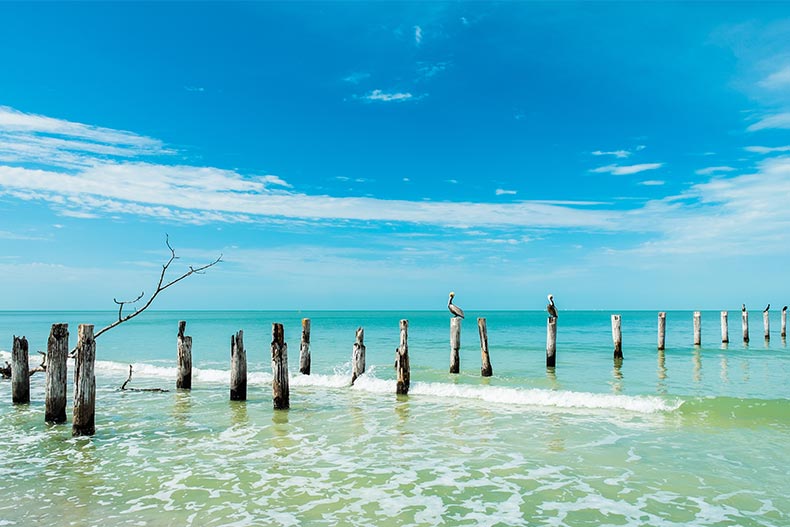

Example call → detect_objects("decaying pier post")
176 320 192 390
742 308 749 343
299 318 311 375
45 324 69 423
271 323 289 410
395 319 410 395
351 327 366 385
657 312 666 351
611 314 622 360
720 311 729 343
450 317 461 374
782 306 787 338
72 324 96 437
763 309 770 341
693 311 702 346
11 336 30 404
546 317 557 368
230 330 246 401
478 318 493 376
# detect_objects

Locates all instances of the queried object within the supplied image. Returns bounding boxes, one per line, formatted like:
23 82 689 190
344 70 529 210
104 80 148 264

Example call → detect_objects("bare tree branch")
93 235 222 340
119 364 169 392
0 352 46 379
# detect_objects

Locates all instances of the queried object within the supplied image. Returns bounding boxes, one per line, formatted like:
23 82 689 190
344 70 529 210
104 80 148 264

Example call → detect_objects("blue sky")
1 2 789 310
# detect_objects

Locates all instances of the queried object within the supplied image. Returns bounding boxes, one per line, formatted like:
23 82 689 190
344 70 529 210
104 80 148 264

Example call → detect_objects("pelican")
764 303 771 313
742 304 746 312
783 306 788 312
448 292 465 318
546 294 558 320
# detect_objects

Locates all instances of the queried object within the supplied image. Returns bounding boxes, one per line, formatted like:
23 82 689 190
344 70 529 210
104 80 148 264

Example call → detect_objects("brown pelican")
448 292 465 318
764 303 771 313
783 306 788 312
742 304 746 312
547 294 558 320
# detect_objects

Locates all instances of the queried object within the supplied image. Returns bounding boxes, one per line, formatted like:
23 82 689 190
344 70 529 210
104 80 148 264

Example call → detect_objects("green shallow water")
1 311 788 526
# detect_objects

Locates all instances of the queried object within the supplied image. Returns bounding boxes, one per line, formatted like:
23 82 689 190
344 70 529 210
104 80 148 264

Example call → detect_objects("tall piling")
782 306 787 338
11 336 30 404
396 319 410 395
45 324 69 423
271 323 289 410
72 324 96 437
693 311 702 346
546 317 557 368
720 311 729 343
230 330 246 401
478 318 493 376
299 318 311 375
612 314 622 360
657 312 666 351
176 320 192 390
351 327 366 385
450 317 461 374
763 310 770 341
742 309 750 343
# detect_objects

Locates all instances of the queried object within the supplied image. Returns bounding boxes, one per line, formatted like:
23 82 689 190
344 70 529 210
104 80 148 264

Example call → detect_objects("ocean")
1 310 788 526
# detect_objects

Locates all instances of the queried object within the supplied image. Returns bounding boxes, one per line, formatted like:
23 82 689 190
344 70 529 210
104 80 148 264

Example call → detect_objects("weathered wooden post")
299 318 311 375
611 314 622 360
546 317 557 368
782 306 787 338
657 312 666 351
742 309 750 343
11 336 30 404
351 327 366 385
450 317 461 374
395 319 410 395
176 320 192 390
72 324 96 437
763 310 770 341
230 330 246 401
45 324 69 423
693 311 702 346
478 318 493 376
720 311 729 343
271 323 289 410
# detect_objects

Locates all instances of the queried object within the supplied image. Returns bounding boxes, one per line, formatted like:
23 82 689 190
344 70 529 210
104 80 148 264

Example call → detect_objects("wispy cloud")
759 65 790 89
360 89 418 103
343 72 370 84
591 163 663 176
495 189 517 196
414 25 423 45
184 86 205 92
744 145 790 154
417 61 450 80
592 150 631 159
747 112 790 132
695 166 736 176
639 180 665 186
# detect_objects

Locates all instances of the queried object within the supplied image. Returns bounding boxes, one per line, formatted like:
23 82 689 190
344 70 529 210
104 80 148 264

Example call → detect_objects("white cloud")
592 150 631 159
695 166 736 176
591 163 663 175
343 72 370 84
639 180 665 186
184 86 205 92
747 112 790 132
360 89 416 102
759 65 790 89
259 174 292 188
744 145 790 154
495 189 517 196
414 25 423 45
417 61 450 79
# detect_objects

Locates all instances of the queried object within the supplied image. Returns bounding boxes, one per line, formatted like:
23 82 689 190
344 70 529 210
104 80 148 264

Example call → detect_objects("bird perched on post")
547 294 558 320
742 304 747 312
764 303 771 313
448 292 465 318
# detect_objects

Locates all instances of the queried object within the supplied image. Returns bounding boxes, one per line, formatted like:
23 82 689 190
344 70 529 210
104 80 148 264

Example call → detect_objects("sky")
1 1 789 311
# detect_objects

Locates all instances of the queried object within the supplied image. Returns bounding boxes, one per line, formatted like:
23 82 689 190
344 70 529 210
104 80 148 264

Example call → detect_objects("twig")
119 364 169 393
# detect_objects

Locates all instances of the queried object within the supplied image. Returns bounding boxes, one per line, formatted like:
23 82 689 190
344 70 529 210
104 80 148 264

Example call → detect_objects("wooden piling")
299 318 311 375
230 330 246 401
450 317 461 374
176 320 192 390
351 327 366 385
271 323 289 410
782 306 787 338
720 311 729 343
478 318 493 376
72 324 96 437
395 319 410 395
611 314 622 360
657 312 666 351
546 317 557 368
693 311 701 346
45 324 69 423
764 310 770 341
742 309 749 343
11 336 30 404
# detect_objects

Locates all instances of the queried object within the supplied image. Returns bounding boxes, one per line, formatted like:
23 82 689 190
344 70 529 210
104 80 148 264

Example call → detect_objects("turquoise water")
1 310 788 526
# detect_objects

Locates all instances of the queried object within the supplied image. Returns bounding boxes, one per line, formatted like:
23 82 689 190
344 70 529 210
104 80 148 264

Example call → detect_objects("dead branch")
119 364 169 393
94 235 221 340
0 362 9 379
1 352 46 379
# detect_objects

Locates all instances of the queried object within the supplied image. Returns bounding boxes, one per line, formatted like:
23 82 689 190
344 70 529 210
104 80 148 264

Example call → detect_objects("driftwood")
1 352 45 379
73 324 96 437
351 327 366 385
299 318 311 375
176 320 192 390
46 323 69 423
119 365 169 393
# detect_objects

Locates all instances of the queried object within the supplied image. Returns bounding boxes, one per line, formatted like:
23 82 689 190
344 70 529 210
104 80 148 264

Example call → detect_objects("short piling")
612 314 622 360
721 311 729 343
299 318 311 375
478 318 493 376
271 323 289 410
782 306 787 338
45 324 69 423
763 310 770 341
72 324 96 437
546 317 557 368
693 311 702 346
351 327 366 385
450 317 461 374
176 320 192 390
396 319 410 395
742 309 749 343
657 312 666 351
11 336 30 404
230 330 246 401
